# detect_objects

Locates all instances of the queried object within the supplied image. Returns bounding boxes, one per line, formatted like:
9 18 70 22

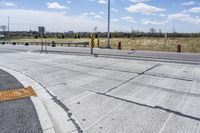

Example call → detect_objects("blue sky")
0 0 200 32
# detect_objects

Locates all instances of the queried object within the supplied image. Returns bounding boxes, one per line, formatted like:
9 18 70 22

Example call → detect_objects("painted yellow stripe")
0 86 37 102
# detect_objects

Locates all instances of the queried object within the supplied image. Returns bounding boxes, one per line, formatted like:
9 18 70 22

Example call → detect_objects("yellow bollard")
91 35 95 54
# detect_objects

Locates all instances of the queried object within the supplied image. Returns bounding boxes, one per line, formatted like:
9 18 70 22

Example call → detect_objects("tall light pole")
8 17 10 36
107 0 110 48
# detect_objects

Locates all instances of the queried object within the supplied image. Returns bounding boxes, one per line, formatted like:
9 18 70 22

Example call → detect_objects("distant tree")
43 35 47 38
35 34 38 38
158 29 162 34
57 34 60 38
149 28 156 34
127 33 131 38
62 34 65 39
77 34 81 38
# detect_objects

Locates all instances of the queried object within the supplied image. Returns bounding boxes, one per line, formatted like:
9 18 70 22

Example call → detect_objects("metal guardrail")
0 41 89 47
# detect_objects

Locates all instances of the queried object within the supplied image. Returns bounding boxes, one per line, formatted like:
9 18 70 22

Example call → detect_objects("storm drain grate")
0 86 37 102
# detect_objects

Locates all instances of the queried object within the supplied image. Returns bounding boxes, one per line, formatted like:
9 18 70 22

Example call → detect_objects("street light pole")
107 0 110 48
8 17 10 36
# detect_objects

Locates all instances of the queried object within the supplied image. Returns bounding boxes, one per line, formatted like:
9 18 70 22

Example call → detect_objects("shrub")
52 41 56 47
95 34 98 38
62 34 65 39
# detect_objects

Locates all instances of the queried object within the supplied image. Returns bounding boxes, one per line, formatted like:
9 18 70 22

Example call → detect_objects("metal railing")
0 41 89 47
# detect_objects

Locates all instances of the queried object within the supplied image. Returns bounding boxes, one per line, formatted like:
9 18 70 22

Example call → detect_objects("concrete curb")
34 49 200 65
0 66 83 133
0 66 55 133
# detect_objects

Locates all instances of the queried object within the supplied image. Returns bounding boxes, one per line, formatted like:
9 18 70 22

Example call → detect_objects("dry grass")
9 37 200 53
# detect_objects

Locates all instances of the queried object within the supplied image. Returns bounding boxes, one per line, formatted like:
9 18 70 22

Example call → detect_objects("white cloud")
141 19 166 25
99 11 104 14
126 3 165 15
67 1 71 4
81 12 89 17
168 13 190 20
89 0 116 4
181 1 195 6
81 12 103 19
0 1 16 7
89 12 96 15
189 7 200 13
168 13 200 25
111 19 119 22
47 2 67 9
159 13 166 17
5 2 15 6
121 16 135 23
129 0 150 3
98 0 107 4
94 15 103 19
0 9 128 32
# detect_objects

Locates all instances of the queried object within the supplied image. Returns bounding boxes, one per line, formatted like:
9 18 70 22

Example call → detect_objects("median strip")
0 86 37 102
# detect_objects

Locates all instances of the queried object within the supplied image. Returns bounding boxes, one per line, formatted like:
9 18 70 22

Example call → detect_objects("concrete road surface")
0 45 200 133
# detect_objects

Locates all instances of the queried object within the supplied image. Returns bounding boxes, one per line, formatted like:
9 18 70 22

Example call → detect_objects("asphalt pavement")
0 69 42 133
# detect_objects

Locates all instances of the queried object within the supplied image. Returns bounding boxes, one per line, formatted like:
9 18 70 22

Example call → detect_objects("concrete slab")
73 57 118 68
65 93 124 129
48 84 87 102
108 82 183 110
80 77 127 93
177 95 200 118
87 102 169 133
146 64 196 81
160 114 200 133
103 59 157 73
131 75 192 93
87 68 137 81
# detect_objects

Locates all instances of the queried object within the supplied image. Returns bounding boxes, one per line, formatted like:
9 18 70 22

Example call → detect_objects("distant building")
68 31 73 34
0 25 6 32
0 34 4 37
38 26 46 35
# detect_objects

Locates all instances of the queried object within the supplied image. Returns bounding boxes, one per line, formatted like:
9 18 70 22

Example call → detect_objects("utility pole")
173 26 176 40
173 26 176 33
107 0 110 48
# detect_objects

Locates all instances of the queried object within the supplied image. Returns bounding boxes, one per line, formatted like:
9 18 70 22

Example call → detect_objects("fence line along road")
0 41 90 47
